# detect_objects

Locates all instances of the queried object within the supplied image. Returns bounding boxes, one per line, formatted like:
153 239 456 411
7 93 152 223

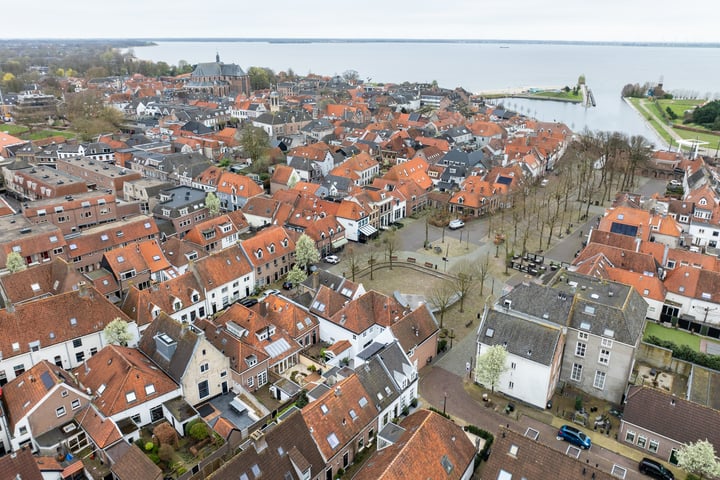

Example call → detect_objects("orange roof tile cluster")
75 345 178 418
238 225 296 268
301 374 375 461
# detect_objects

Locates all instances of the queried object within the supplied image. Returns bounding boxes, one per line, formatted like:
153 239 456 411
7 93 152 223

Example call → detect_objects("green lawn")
528 90 582 102
644 322 701 351
24 130 77 141
656 98 703 118
627 97 720 150
0 124 29 136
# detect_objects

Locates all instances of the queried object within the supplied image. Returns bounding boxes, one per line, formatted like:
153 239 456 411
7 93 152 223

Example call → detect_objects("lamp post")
442 392 448 415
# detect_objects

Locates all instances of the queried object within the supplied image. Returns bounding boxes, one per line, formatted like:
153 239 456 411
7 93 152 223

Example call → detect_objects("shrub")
575 396 583 411
464 425 494 465
153 422 178 448
645 335 720 371
428 406 451 419
147 453 161 464
158 443 174 463
410 398 418 408
402 406 410 416
145 441 155 452
437 339 447 353
189 422 210 441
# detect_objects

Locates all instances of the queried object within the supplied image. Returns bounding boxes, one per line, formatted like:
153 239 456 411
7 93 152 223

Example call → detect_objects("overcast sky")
4 0 718 43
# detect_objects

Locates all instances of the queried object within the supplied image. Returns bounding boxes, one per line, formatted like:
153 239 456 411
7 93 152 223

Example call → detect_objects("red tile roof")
75 345 178 418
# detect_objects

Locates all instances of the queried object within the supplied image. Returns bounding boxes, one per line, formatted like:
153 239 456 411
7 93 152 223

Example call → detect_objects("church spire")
216 52 220 63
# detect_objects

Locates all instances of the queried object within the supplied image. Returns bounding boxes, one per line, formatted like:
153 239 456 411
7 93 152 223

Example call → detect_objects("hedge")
464 425 494 467
645 335 720 371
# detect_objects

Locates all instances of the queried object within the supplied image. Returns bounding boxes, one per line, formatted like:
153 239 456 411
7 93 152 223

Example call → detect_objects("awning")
332 237 349 248
359 225 378 237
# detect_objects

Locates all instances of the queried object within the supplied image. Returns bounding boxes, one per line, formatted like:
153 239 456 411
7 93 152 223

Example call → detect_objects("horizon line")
2 38 720 47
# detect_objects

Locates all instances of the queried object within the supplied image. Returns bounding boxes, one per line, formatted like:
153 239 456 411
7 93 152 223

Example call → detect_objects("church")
185 54 250 96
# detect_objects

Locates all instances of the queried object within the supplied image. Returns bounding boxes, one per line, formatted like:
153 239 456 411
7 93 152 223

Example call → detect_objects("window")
73 338 83 348
649 440 659 453
575 342 586 357
56 406 66 417
247 376 254 388
578 331 588 340
571 363 583 382
637 435 647 448
669 449 679 465
508 381 514 389
145 384 156 395
126 391 137 403
601 337 613 348
61 390 69 397
510 362 516 370
198 380 209 399
599 349 610 365
71 399 81 410
258 370 267 386
131 414 141 424
625 431 636 443
13 365 25 376
200 363 209 373
593 370 606 390
75 352 84 362
19 426 28 435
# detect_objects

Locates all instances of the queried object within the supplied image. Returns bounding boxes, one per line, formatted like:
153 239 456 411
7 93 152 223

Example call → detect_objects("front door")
221 381 228 395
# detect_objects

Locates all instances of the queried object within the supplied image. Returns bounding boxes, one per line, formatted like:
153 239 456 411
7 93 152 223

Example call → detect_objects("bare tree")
453 266 477 313
382 229 398 270
429 281 455 330
478 252 491 295
344 246 361 282
367 241 380 281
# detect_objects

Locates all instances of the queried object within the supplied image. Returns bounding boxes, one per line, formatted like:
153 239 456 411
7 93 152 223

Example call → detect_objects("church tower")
269 90 280 113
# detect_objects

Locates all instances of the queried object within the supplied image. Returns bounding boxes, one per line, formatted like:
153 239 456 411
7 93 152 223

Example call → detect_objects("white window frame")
601 337 613 348
649 439 659 453
571 363 583 382
637 435 647 448
578 331 589 340
56 406 66 417
575 342 587 357
593 370 606 390
625 430 636 443
598 349 611 365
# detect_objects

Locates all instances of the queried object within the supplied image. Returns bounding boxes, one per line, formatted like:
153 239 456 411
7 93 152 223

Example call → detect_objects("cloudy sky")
4 0 718 43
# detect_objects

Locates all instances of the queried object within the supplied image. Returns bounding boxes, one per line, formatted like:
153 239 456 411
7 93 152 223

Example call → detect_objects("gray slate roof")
354 355 401 413
479 310 562 366
138 313 199 383
192 61 246 78
623 385 720 448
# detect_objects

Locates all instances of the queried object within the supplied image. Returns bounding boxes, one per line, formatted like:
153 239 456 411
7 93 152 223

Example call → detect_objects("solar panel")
40 371 54 390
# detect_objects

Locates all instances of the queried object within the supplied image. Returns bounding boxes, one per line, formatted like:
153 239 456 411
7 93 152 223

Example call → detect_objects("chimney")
312 271 319 290
78 281 88 297
6 301 14 313
335 386 342 397
250 429 267 453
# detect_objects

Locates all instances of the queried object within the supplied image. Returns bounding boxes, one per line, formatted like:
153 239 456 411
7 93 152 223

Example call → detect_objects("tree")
103 318 134 346
205 192 221 217
5 251 27 273
247 66 276 91
382 230 398 270
344 246 362 282
286 265 307 289
428 281 455 329
239 125 270 165
453 268 476 313
342 69 359 84
476 344 508 393
478 252 491 296
63 90 124 140
676 440 720 479
295 234 320 271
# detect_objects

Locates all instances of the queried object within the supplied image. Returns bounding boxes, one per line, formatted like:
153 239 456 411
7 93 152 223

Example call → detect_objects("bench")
424 262 434 268
407 257 416 263
465 319 473 327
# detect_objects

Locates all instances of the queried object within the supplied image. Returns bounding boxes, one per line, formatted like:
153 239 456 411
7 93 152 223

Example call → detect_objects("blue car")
557 425 591 449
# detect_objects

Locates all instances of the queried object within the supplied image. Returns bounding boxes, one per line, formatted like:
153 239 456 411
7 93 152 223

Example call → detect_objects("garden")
134 419 224 478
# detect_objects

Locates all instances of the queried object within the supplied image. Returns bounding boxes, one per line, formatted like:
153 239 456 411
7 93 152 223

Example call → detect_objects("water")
129 40 720 145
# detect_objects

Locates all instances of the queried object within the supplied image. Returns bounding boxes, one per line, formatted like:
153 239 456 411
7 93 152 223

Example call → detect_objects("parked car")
282 281 293 290
258 289 280 301
448 219 465 230
557 425 591 449
238 297 258 308
668 179 682 187
639 458 674 480
324 255 340 264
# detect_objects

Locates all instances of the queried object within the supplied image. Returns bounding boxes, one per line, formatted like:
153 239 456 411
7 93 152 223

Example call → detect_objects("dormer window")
191 291 200 303
256 249 263 259
268 243 276 254
173 299 182 312
281 238 289 248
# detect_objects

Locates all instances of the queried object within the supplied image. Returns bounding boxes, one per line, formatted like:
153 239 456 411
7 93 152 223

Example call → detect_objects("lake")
129 40 720 146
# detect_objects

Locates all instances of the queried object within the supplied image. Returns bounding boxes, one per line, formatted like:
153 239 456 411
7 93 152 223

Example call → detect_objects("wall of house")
559 330 635 404
111 388 181 437
28 387 91 448
235 360 269 393
182 338 231 406
205 275 254 315
618 421 679 465
478 345 551 409
0 331 107 385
